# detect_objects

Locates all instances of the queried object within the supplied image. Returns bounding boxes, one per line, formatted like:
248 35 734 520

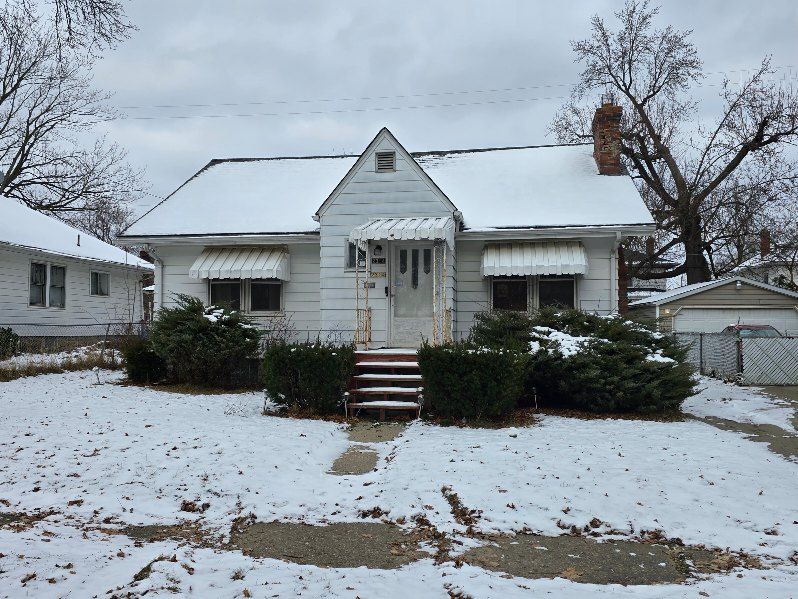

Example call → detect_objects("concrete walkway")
329 422 407 475
693 386 798 461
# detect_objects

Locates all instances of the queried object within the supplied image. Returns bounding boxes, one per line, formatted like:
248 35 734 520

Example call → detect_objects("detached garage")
628 277 798 336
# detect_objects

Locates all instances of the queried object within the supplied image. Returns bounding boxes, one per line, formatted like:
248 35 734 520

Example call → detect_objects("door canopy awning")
189 247 290 280
349 216 455 249
481 241 588 277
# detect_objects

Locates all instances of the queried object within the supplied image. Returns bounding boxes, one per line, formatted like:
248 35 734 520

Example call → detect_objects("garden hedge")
262 342 355 414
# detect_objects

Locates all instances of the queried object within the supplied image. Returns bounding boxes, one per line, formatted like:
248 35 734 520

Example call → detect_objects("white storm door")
391 244 434 347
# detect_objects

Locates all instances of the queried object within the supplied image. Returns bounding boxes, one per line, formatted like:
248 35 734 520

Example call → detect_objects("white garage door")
672 307 798 335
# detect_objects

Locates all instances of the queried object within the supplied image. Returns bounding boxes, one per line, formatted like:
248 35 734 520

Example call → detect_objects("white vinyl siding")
319 134 454 346
1 245 145 329
154 243 319 341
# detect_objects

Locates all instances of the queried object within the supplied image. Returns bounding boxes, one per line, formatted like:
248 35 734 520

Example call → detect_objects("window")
250 280 281 312
91 271 110 296
210 280 241 310
538 276 575 309
345 241 367 270
492 278 528 311
48 265 66 308
375 151 396 172
29 262 47 306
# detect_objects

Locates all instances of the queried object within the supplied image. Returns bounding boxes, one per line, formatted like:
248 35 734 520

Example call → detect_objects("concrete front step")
356 349 418 364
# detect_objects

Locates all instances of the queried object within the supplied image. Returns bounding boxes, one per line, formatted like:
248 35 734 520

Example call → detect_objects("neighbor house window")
375 151 396 172
250 280 281 312
492 278 528 311
210 280 241 310
48 265 66 308
29 262 47 306
345 241 367 269
538 276 575 309
91 271 110 296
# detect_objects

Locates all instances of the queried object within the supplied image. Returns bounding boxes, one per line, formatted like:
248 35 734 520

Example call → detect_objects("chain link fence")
674 332 741 380
675 332 798 384
1 322 148 354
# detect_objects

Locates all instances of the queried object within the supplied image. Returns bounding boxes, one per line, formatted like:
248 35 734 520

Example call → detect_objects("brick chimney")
759 229 771 258
592 99 623 175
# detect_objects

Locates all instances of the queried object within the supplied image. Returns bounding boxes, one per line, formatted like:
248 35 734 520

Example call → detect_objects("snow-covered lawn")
0 371 796 597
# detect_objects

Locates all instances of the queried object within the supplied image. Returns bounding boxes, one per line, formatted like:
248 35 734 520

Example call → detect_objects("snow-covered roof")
125 156 358 237
628 276 798 306
0 200 151 269
415 145 653 230
122 142 653 239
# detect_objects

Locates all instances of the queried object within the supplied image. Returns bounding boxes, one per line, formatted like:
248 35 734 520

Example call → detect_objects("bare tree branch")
551 0 798 283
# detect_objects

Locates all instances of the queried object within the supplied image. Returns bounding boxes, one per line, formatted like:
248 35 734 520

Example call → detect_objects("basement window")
375 151 396 172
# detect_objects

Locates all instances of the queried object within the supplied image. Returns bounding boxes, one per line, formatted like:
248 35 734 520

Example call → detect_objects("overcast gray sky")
91 0 798 213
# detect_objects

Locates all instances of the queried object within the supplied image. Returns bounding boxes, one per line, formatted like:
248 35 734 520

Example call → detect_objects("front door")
390 244 434 347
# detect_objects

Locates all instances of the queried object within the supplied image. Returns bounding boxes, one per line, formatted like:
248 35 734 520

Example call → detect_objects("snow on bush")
149 294 261 387
467 308 695 414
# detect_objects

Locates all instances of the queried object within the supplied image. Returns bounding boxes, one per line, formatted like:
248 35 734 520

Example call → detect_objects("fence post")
736 338 743 376
699 333 704 375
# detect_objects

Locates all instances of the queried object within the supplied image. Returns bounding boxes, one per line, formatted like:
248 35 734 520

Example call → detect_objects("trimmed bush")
525 308 695 413
418 342 525 421
121 338 166 383
469 310 534 351
149 294 261 387
262 342 355 414
0 327 20 360
464 308 695 414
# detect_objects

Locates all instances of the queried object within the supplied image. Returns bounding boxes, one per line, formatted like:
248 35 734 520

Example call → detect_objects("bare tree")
0 1 142 240
52 0 133 51
551 0 798 283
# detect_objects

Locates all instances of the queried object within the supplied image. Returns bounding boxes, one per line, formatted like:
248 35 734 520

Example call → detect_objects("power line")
113 65 796 113
104 94 571 122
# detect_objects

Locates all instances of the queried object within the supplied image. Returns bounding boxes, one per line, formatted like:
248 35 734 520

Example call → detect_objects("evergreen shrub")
417 342 525 421
262 342 355 414
149 294 261 387
121 338 166 383
0 327 20 360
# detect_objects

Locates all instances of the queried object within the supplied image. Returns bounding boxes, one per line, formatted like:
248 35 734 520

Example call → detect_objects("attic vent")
375 151 396 172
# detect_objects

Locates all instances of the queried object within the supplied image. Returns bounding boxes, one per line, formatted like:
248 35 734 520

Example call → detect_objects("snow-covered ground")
1 371 796 597
684 377 798 434
0 343 118 369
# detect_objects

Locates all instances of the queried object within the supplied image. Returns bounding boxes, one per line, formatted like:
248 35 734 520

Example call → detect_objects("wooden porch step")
354 373 423 381
355 361 419 369
356 349 418 363
349 386 422 395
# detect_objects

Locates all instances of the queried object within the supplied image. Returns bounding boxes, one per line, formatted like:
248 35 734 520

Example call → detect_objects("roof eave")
0 240 152 270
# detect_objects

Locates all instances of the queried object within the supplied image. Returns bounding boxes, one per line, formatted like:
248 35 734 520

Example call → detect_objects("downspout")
145 244 165 311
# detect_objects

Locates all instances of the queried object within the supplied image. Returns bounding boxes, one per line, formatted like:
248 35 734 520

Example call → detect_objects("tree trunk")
683 223 712 284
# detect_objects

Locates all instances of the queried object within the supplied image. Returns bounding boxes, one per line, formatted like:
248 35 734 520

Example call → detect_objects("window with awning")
189 247 290 280
481 242 588 277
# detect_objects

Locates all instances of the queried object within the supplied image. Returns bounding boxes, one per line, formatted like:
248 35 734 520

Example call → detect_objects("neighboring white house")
120 102 655 348
0 200 152 340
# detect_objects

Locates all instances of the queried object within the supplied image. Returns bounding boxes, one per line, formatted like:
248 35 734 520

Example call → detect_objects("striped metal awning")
349 216 455 249
481 242 588 277
189 247 290 280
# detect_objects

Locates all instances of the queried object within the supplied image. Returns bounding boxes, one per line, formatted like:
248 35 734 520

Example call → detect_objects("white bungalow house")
0 200 152 345
120 102 654 349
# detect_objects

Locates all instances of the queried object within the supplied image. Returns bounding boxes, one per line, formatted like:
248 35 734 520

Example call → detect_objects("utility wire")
113 65 796 112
